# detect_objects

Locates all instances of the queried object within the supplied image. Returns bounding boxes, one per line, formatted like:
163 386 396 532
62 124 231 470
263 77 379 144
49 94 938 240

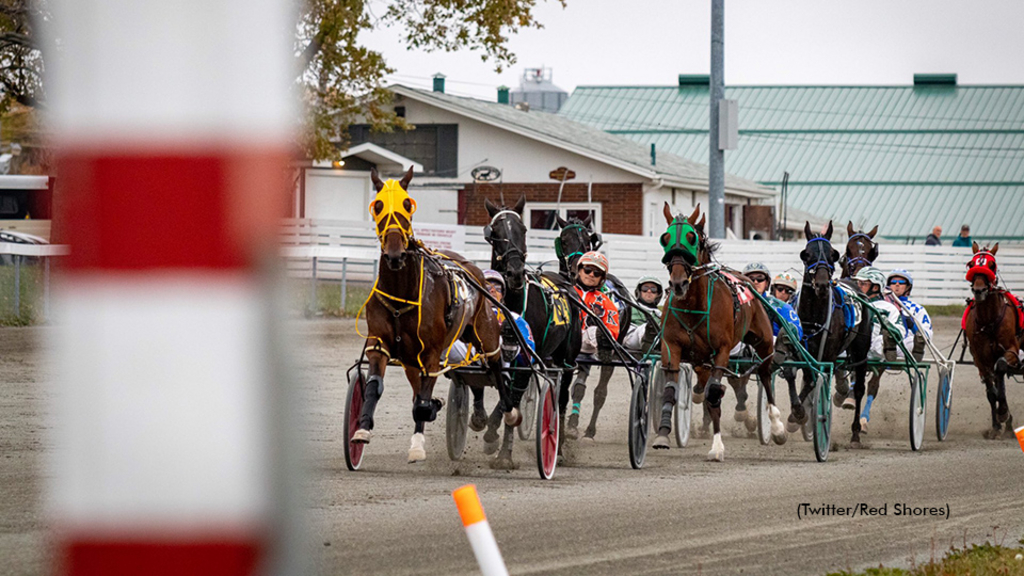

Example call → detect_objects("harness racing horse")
656 203 786 460
354 168 514 463
964 242 1020 439
795 222 872 448
483 197 582 467
554 215 635 440
839 222 878 279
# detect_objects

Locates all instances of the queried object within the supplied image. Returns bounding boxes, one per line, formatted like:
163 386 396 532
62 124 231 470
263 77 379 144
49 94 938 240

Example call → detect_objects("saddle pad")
834 284 861 330
963 290 1024 331
722 271 755 306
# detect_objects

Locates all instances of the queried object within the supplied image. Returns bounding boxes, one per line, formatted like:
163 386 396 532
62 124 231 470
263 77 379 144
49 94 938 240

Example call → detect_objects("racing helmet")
886 269 914 293
853 266 886 290
743 262 771 280
772 272 798 291
483 269 506 290
578 251 609 274
634 275 664 301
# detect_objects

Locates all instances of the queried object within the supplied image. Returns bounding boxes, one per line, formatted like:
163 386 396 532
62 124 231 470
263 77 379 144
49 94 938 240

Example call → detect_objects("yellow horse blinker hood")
369 177 417 243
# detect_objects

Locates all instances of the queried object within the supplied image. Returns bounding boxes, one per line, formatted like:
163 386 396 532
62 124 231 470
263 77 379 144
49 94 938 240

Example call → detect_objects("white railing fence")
0 244 68 322
282 219 1024 307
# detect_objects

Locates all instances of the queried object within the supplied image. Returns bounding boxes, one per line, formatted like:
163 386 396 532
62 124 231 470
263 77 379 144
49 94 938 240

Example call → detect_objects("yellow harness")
369 179 417 244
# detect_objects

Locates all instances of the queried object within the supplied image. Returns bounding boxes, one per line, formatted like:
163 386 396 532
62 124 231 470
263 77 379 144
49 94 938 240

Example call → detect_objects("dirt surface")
2 316 1023 575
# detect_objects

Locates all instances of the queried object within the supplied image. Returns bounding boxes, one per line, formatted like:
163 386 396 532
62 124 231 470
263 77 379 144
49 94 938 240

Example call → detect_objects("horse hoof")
1005 415 1015 432
744 414 758 433
983 428 1001 440
564 425 580 440
841 397 856 410
733 409 748 423
407 433 426 463
772 431 788 446
785 420 801 434
581 435 596 444
584 425 597 438
470 409 487 432
692 391 705 404
652 434 671 449
859 417 869 435
351 429 371 444
849 441 862 450
489 454 517 470
483 436 500 455
706 435 725 461
832 392 846 408
503 408 521 427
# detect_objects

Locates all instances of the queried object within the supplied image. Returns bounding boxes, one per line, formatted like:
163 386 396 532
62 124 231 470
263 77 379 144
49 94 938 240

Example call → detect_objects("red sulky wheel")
344 370 366 471
535 379 558 480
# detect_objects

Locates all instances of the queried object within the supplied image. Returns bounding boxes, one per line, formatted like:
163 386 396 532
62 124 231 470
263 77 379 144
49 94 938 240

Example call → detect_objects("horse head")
370 166 416 270
842 221 878 277
484 195 528 291
968 241 1000 302
555 212 599 277
801 221 840 296
661 202 707 297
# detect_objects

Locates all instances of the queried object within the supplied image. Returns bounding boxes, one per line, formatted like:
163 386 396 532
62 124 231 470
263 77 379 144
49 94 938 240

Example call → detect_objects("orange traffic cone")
1016 425 1024 453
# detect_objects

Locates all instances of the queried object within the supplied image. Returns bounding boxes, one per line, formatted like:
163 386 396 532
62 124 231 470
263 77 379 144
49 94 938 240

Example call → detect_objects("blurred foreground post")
453 485 509 576
46 0 295 574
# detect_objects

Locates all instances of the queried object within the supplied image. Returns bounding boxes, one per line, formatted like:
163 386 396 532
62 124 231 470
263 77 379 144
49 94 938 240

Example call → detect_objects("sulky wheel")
935 365 953 442
675 365 694 447
628 371 650 469
756 376 774 446
801 392 814 442
518 375 538 441
344 369 367 471
909 368 926 451
446 378 470 461
535 378 558 480
648 362 663 435
812 371 832 463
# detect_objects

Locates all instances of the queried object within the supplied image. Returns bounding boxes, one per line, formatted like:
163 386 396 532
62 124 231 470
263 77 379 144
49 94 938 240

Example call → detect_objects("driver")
623 275 664 354
885 269 931 361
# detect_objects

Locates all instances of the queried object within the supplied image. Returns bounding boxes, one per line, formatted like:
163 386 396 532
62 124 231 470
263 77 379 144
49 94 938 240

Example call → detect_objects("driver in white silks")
841 266 911 432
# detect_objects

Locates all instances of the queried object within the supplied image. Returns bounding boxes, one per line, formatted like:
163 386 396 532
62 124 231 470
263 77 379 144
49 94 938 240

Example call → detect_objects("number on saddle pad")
541 277 571 326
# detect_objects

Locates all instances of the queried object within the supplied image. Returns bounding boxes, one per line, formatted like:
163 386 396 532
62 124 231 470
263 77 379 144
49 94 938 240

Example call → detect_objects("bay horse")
795 221 872 448
657 203 786 460
964 242 1020 438
482 197 582 468
553 214 635 440
354 167 513 463
840 222 878 279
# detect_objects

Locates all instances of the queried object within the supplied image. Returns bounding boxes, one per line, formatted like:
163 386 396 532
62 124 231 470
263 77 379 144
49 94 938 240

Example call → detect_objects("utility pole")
708 0 726 238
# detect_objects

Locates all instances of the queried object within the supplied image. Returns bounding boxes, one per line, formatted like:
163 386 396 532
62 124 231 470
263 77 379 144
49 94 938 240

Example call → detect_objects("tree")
0 0 564 164
297 0 565 162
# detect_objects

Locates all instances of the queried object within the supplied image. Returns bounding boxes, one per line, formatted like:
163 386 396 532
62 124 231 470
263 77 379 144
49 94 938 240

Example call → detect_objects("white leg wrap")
408 432 426 463
707 433 725 462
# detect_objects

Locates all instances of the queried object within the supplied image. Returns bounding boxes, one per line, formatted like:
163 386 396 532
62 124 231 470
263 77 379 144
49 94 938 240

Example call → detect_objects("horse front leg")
850 364 867 448
728 375 754 437
566 364 591 439
653 340 683 448
354 348 389 443
407 367 443 463
706 347 731 462
584 365 615 440
859 370 881 434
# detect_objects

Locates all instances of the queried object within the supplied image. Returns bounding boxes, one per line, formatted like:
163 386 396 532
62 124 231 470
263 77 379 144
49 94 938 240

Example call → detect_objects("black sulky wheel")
935 364 953 442
446 378 470 461
756 375 774 446
628 370 650 469
518 375 538 441
812 371 832 463
344 369 367 471
675 364 693 448
648 362 663 436
535 378 558 480
909 368 926 451
801 392 814 442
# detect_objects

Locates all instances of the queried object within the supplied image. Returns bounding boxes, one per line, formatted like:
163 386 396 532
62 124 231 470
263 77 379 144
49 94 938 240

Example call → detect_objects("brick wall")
460 182 643 235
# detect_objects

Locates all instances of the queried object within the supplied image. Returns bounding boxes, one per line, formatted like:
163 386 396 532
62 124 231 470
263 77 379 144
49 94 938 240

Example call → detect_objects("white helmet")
853 266 886 289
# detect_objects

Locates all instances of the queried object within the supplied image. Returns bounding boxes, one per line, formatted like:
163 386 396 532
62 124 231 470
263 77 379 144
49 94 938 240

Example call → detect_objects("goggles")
773 286 795 294
888 279 908 286
580 265 606 277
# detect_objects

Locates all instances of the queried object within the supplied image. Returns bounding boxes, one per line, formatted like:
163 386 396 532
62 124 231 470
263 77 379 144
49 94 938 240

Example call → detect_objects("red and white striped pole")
46 1 294 574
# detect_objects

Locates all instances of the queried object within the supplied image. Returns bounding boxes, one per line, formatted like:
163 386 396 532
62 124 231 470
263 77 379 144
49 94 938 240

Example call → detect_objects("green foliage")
928 304 967 317
0 260 46 326
292 280 370 318
825 541 1024 576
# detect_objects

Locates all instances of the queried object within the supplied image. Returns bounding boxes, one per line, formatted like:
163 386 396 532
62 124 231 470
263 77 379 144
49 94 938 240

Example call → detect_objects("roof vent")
497 85 510 105
432 73 446 93
678 74 710 86
913 73 957 86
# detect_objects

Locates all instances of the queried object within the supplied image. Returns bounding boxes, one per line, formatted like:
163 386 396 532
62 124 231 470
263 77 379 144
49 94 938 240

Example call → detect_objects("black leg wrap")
359 375 384 430
471 385 484 409
413 396 441 422
706 380 726 409
509 373 529 406
912 334 925 362
660 383 678 431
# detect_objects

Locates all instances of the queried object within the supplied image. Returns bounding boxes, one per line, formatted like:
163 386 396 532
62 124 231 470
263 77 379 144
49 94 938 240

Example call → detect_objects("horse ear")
847 221 855 236
663 202 674 225
398 165 414 190
867 225 878 239
370 167 384 192
824 221 834 240
485 198 499 218
513 194 526 215
555 215 568 228
583 213 593 227
991 242 1000 255
972 242 979 254
687 204 701 225
696 214 706 234
804 221 813 241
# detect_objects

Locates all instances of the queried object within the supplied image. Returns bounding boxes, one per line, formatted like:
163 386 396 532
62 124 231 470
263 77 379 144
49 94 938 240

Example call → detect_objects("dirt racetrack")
1 316 1022 575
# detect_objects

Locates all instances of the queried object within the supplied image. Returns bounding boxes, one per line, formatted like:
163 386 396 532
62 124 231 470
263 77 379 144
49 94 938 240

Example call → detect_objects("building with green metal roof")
560 74 1024 243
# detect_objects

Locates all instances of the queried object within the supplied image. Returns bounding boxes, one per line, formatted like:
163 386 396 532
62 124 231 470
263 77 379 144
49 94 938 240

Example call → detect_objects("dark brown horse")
964 242 1020 439
656 203 786 460
353 167 514 463
840 222 878 279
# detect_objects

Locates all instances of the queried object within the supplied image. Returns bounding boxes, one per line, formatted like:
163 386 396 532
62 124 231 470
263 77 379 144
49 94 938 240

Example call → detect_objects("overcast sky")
362 0 1024 101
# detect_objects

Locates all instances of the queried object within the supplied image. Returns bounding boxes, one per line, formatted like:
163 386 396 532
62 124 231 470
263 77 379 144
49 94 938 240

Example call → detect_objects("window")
523 202 601 232
348 123 457 176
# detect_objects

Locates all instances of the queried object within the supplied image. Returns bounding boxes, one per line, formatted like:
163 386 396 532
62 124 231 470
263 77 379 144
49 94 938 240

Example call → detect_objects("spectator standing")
924 226 942 246
951 224 972 247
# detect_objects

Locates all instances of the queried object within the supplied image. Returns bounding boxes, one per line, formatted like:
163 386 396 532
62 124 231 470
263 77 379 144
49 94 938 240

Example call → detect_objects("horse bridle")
841 232 876 273
484 210 527 268
805 237 836 275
